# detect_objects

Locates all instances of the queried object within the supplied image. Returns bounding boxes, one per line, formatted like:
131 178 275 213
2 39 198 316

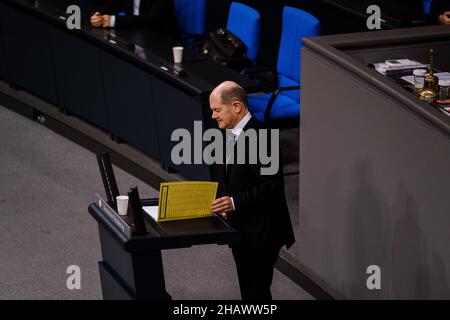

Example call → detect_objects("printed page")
156 181 218 222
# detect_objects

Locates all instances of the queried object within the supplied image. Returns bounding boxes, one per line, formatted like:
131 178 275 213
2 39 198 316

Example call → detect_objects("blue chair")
248 7 320 126
423 0 433 14
173 0 206 42
226 2 261 65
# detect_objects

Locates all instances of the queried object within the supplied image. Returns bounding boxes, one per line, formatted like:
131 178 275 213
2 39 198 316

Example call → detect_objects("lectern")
89 203 239 300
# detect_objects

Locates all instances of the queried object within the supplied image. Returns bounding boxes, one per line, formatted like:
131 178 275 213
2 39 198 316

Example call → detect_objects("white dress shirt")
231 111 252 141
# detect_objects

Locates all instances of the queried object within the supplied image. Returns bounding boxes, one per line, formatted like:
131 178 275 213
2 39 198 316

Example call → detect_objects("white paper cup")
116 195 129 216
172 46 184 63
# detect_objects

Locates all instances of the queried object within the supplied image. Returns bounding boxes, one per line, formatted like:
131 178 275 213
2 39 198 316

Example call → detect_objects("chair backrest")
423 0 433 14
173 0 206 36
277 7 320 85
226 2 261 62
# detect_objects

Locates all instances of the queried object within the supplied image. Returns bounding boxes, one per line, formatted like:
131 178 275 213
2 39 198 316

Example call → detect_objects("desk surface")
5 0 259 98
318 0 428 28
304 25 450 136
88 203 240 253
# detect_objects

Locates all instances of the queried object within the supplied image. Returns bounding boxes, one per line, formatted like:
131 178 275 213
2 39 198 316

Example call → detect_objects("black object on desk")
96 152 120 209
88 203 239 300
127 186 147 236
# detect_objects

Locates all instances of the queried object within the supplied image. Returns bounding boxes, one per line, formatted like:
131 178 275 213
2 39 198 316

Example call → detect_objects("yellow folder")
155 181 218 222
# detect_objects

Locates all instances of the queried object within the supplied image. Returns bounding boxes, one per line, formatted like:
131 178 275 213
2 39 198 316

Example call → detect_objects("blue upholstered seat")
423 0 433 14
248 6 319 125
173 0 206 41
226 2 261 63
248 93 300 121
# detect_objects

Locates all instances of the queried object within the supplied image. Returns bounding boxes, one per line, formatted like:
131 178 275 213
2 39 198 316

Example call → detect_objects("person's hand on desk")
211 196 234 220
438 11 450 25
90 12 103 27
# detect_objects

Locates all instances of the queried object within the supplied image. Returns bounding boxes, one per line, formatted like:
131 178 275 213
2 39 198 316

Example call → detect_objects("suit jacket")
218 117 295 250
102 0 180 36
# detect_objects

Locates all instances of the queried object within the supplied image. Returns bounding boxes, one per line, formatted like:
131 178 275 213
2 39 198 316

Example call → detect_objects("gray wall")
296 47 450 299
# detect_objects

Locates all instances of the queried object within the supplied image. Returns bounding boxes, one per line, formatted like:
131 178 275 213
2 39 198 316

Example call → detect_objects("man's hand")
90 12 103 27
211 196 234 219
102 15 112 28
439 11 450 25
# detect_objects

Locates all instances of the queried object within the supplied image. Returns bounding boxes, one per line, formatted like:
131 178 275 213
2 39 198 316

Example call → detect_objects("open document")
143 181 218 222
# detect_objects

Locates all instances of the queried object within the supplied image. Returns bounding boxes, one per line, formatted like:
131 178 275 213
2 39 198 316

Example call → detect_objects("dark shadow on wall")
390 182 450 299
348 158 390 299
429 251 450 299
391 191 431 299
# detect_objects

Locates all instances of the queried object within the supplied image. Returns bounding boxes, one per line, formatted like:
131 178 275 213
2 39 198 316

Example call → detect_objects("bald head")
209 81 249 129
210 81 248 107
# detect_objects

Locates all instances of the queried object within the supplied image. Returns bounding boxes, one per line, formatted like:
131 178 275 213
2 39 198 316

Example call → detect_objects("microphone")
96 152 120 210
128 187 147 236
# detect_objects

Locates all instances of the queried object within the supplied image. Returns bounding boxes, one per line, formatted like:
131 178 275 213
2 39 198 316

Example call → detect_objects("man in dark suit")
90 0 179 36
209 81 295 300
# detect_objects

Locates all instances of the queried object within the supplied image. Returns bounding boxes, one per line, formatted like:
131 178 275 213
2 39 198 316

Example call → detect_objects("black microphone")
128 187 147 236
96 152 120 210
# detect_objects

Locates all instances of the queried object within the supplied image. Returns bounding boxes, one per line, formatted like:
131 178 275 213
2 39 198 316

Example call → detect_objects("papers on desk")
401 72 450 85
143 181 218 222
143 206 159 221
371 59 428 75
